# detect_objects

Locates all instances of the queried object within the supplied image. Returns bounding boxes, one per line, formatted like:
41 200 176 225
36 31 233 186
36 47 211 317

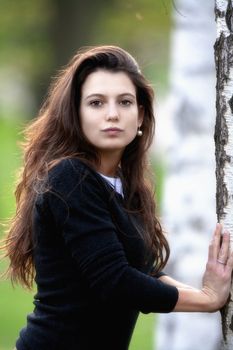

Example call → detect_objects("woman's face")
79 69 143 157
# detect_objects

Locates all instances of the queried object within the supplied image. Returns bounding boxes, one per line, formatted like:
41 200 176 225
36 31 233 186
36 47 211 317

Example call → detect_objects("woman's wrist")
158 275 195 290
173 287 219 313
201 286 226 312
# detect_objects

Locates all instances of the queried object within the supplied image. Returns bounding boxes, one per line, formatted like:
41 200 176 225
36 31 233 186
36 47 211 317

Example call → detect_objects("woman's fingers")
208 224 232 268
226 250 233 272
203 224 233 309
217 231 230 265
208 223 222 261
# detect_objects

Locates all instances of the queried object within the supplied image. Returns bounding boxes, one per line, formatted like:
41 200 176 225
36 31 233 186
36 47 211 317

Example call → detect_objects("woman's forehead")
81 69 136 97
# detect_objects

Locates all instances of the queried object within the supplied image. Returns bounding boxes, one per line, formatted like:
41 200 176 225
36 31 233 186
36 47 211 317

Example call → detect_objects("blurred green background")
0 1 172 349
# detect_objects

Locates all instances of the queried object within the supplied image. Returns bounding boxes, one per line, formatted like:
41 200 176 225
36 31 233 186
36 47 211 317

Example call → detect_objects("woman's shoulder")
47 158 104 197
49 157 96 181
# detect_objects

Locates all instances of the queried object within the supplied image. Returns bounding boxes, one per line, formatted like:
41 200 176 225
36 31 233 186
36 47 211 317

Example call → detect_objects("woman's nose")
106 103 119 121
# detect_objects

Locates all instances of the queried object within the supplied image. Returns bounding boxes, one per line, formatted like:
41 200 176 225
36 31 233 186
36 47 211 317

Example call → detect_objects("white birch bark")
215 1 233 348
154 1 222 349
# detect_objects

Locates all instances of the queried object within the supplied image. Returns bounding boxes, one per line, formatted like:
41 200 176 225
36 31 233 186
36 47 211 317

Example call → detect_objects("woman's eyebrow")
118 93 136 99
84 92 136 100
84 93 105 100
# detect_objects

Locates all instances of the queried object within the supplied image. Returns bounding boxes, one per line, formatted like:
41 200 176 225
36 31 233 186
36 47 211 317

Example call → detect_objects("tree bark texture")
215 1 233 349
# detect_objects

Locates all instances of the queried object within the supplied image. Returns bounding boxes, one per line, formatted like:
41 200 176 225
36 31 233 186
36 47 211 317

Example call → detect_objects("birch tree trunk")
215 1 233 348
154 1 221 349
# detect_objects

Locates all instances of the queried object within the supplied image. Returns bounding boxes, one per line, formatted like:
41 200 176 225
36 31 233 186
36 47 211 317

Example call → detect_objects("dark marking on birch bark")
230 315 233 332
226 0 233 33
227 34 233 65
216 181 229 219
221 303 229 341
215 8 225 21
229 95 233 114
220 295 233 341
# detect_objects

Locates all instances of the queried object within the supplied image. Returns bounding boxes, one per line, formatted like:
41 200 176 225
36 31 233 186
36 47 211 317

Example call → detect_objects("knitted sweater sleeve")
47 159 178 314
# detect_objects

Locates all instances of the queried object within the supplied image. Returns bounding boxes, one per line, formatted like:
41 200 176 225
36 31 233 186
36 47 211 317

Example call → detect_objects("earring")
137 127 143 136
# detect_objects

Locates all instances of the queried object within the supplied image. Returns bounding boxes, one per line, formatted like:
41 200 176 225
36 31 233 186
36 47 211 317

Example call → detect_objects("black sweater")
16 158 178 350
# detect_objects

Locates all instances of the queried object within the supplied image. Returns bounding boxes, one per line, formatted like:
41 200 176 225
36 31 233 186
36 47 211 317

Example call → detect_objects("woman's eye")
120 100 132 106
90 100 103 107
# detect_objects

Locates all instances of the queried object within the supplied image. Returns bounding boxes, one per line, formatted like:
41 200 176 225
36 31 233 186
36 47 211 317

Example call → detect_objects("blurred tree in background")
0 0 172 116
0 0 53 116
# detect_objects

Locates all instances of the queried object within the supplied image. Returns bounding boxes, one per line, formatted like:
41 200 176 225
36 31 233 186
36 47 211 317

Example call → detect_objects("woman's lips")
102 127 123 135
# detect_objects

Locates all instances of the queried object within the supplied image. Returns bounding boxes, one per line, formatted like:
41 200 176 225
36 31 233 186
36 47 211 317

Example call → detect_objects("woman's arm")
158 275 194 290
48 160 233 314
160 224 233 312
47 159 179 314
158 277 215 312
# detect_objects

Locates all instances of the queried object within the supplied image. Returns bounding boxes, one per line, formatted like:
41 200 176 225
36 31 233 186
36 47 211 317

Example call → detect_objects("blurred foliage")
0 0 172 114
48 0 172 84
0 0 54 97
0 118 22 219
92 0 172 84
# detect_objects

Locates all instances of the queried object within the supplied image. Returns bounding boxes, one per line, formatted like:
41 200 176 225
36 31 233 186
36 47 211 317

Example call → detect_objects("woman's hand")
172 223 233 313
201 223 233 311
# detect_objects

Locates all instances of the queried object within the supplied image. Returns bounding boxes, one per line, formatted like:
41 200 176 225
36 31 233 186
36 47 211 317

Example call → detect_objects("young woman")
3 45 233 350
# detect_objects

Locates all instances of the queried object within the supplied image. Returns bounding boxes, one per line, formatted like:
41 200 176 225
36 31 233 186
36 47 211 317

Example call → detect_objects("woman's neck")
97 151 122 177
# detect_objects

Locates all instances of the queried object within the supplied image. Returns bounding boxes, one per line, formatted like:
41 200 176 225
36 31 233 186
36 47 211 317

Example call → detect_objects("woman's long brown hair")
1 45 170 289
